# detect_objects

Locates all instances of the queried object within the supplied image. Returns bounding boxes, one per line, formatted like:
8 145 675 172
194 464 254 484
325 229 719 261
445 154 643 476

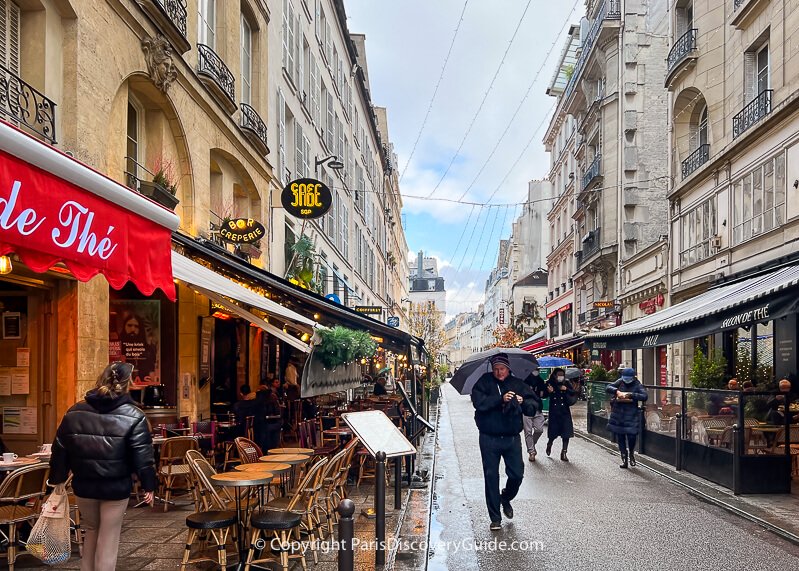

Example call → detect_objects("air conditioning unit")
710 235 722 250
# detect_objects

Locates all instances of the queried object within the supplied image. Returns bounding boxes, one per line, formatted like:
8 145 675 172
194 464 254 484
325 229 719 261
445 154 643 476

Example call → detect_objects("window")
339 201 348 258
0 0 20 76
198 0 215 48
125 100 141 188
756 44 769 95
549 315 559 338
325 90 334 149
335 114 343 164
294 123 310 178
679 195 716 266
698 105 708 147
277 89 286 184
744 39 770 103
309 54 320 126
733 152 785 245
240 15 252 104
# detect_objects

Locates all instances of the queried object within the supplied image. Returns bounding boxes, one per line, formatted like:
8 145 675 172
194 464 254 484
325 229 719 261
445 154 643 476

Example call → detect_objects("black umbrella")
449 348 539 395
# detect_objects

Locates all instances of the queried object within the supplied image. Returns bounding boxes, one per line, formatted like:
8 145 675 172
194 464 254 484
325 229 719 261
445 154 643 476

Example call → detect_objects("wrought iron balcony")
681 144 710 179
734 0 745 8
239 103 269 157
141 0 190 53
732 90 772 139
197 44 236 113
580 227 601 264
666 29 697 82
0 64 57 144
582 154 602 191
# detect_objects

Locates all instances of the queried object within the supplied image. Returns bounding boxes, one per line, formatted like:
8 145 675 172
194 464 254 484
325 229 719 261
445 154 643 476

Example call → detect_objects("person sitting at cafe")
373 376 388 396
232 384 261 437
256 388 282 451
742 381 755 393
270 377 285 401
766 379 799 425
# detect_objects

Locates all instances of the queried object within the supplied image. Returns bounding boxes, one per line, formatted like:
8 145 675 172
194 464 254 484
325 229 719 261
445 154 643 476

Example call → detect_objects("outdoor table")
0 456 40 471
210 470 272 569
267 447 314 455
258 453 309 465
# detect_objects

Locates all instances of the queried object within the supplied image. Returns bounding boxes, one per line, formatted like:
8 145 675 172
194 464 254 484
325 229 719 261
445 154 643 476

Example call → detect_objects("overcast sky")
345 0 581 318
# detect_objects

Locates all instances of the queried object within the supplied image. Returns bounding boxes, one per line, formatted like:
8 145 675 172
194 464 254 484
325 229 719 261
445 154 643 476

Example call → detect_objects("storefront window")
734 327 752 380
549 316 559 338
561 308 573 335
755 321 774 386
733 152 786 245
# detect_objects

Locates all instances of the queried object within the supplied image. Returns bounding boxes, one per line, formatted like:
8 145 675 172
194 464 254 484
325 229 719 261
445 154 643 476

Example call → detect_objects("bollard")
375 451 387 565
395 457 402 509
337 498 355 571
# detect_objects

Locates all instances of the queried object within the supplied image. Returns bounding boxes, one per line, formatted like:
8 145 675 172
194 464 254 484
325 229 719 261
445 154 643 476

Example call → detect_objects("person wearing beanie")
607 367 649 468
471 353 540 531
544 367 578 462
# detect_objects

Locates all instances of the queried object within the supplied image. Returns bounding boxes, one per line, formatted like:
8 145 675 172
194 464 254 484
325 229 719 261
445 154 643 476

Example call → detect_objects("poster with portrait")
109 300 160 384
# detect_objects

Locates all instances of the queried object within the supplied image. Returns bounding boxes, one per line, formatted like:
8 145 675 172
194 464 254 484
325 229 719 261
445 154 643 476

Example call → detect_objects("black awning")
173 233 420 352
586 264 799 350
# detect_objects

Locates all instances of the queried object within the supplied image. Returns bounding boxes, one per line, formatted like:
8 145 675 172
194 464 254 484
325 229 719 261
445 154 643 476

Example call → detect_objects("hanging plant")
314 326 376 369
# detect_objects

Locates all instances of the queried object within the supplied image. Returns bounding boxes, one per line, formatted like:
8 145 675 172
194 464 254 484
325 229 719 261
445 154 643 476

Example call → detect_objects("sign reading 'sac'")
282 178 332 219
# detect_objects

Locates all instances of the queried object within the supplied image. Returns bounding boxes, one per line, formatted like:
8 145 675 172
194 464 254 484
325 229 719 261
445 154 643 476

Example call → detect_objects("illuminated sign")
355 306 383 316
558 303 572 314
594 300 615 308
281 178 332 219
218 218 265 243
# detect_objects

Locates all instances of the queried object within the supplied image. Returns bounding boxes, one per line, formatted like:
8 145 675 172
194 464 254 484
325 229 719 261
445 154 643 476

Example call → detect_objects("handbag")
26 484 72 565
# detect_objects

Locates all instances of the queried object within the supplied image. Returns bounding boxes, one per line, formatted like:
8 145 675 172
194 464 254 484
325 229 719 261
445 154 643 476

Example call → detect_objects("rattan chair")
0 463 50 570
234 437 263 464
316 445 349 537
158 436 199 511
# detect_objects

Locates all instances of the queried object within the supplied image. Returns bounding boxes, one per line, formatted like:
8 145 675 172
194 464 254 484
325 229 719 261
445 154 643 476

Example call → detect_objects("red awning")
521 339 548 352
0 121 179 299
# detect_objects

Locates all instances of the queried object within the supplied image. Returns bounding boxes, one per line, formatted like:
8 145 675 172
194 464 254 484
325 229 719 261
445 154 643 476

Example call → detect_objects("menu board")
3 406 37 434
341 410 416 459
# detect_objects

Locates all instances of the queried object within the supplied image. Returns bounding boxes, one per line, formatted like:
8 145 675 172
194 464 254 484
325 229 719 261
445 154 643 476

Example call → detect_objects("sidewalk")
572 402 799 545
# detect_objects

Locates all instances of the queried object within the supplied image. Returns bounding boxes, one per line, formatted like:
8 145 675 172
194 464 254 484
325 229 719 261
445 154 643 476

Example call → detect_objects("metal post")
732 423 741 495
587 383 593 434
337 499 355 571
675 412 683 471
638 407 646 454
375 451 387 565
394 457 402 509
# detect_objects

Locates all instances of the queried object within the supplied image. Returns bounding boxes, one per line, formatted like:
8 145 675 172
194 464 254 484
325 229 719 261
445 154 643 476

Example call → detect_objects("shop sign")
281 178 332 219
558 303 572 314
218 218 265 243
325 293 341 304
355 305 383 316
594 300 615 308
387 316 400 328
639 294 665 315
546 310 558 319
0 149 175 299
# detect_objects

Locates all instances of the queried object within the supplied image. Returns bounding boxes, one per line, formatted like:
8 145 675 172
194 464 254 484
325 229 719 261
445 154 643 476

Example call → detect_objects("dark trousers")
617 434 637 455
478 433 524 523
547 436 570 451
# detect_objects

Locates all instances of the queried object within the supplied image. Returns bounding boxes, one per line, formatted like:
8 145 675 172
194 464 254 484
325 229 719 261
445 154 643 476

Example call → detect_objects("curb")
575 427 799 547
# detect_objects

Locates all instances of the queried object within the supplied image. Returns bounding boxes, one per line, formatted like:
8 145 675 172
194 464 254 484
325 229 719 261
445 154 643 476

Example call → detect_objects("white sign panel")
341 410 416 459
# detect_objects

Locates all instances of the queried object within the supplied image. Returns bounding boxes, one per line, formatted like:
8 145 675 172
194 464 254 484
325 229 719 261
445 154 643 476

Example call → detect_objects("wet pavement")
428 383 799 571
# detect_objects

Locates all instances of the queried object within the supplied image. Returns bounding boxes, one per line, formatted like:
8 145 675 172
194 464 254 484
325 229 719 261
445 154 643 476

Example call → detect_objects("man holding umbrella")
471 353 540 531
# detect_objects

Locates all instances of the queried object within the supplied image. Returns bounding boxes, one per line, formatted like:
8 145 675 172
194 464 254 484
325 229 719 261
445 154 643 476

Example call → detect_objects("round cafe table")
237 462 291 498
259 455 309 492
210 470 273 568
267 447 314 455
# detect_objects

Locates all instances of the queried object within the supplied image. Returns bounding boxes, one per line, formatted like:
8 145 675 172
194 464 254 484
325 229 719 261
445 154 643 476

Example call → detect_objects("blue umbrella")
536 356 574 367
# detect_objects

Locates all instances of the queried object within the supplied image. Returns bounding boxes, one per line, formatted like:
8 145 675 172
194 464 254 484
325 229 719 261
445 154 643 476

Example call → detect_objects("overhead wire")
399 0 471 183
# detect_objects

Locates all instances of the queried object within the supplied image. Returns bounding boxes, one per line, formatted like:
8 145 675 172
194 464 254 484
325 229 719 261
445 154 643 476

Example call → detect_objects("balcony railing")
732 89 772 139
681 144 710 179
0 64 57 144
666 29 697 76
197 44 235 108
581 227 601 263
240 103 269 156
562 1 621 103
582 154 602 191
155 0 187 39
734 0 746 8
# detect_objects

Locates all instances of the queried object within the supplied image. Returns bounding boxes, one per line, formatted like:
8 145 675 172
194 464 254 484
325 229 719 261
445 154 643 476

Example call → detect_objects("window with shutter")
326 91 334 148
743 50 756 103
278 89 286 185
198 0 215 49
756 44 769 95
0 0 20 75
241 16 252 105
309 54 319 126
292 11 301 87
295 122 303 178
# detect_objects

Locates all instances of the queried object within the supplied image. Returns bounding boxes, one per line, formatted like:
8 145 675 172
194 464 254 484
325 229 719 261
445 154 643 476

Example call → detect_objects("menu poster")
2 406 37 434
109 300 160 384
2 312 21 339
0 370 10 396
16 348 30 368
198 317 214 389
11 368 28 394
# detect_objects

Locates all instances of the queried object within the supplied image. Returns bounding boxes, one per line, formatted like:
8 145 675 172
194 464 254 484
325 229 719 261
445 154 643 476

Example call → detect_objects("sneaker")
500 489 513 519
490 521 502 531
528 452 536 463
545 441 552 456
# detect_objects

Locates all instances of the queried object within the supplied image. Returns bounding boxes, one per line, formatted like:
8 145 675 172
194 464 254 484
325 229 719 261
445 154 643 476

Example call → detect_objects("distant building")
408 251 447 317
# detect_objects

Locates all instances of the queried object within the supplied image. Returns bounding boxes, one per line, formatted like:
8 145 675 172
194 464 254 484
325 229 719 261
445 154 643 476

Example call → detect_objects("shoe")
620 453 629 469
545 441 552 456
500 489 513 519
560 450 569 462
490 521 502 531
528 451 536 463
629 451 636 467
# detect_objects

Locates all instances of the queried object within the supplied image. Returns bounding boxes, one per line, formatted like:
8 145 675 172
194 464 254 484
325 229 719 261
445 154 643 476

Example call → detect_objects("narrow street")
428 383 799 570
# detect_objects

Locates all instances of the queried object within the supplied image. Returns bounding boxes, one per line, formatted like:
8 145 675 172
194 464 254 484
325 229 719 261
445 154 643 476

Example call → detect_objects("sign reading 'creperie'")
0 149 176 298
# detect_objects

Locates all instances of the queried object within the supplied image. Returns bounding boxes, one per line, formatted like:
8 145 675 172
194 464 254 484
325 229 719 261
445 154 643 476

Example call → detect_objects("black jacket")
471 373 540 436
50 391 156 500
523 374 549 402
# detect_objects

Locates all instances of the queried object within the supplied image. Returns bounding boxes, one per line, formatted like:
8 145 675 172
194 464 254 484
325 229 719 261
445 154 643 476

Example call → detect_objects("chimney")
417 250 424 278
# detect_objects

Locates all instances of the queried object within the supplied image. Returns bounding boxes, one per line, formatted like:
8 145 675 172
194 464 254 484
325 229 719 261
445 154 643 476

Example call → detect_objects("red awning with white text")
0 121 179 299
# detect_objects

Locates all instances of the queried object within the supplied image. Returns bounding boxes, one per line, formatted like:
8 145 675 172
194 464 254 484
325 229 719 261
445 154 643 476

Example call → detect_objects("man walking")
471 353 540 531
522 365 547 462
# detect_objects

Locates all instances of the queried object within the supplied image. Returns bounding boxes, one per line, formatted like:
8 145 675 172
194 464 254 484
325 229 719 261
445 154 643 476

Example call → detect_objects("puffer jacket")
606 379 649 435
471 373 540 436
50 391 156 500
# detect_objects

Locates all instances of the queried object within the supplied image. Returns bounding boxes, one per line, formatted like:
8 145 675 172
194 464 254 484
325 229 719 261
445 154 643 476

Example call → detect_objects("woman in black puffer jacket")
50 362 156 571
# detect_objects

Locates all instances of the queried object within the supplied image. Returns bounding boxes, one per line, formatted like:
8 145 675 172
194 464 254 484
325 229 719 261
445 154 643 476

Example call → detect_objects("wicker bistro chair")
191 420 217 460
315 445 350 537
247 457 329 567
234 437 263 464
333 437 360 506
0 463 50 571
158 436 199 512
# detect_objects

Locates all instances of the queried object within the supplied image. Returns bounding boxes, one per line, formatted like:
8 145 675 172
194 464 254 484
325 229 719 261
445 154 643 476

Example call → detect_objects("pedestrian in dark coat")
471 353 540 531
50 362 156 571
545 368 577 462
607 367 648 468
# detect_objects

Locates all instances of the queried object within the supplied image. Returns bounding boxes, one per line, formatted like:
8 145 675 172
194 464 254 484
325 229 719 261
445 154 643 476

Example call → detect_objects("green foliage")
689 349 727 389
607 369 620 382
564 64 575 81
152 156 178 195
588 364 609 383
314 326 376 369
286 235 323 294
744 396 770 422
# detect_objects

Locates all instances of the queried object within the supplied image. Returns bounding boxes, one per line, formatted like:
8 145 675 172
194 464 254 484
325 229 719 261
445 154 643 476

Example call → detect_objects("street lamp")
314 155 344 175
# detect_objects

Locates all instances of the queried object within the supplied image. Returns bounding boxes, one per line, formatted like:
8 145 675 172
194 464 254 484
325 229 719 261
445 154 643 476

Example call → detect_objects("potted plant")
314 326 376 370
140 155 180 210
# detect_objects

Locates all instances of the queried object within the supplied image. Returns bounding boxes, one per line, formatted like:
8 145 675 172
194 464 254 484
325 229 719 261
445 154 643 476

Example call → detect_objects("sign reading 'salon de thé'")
281 178 332 219
218 218 265 243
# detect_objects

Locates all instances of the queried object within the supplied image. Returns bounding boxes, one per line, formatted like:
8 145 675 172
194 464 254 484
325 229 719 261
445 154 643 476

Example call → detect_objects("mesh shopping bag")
26 485 71 565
